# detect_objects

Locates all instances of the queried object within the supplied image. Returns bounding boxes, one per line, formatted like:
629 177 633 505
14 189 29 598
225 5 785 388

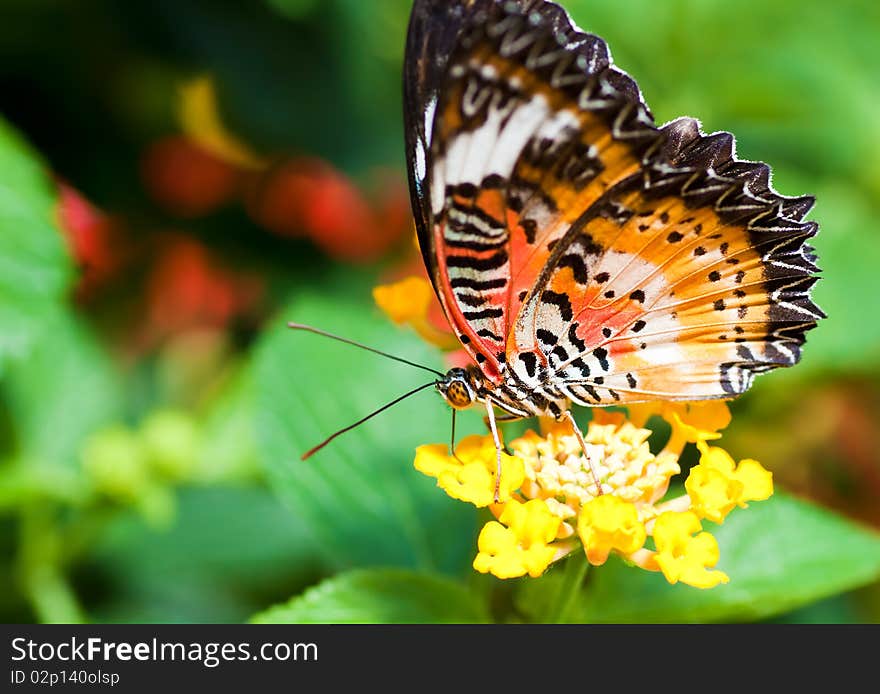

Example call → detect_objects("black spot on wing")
558 254 589 285
551 345 569 362
518 352 538 378
477 328 503 341
581 383 602 402
450 277 507 291
463 307 504 320
541 290 573 321
570 357 590 377
536 328 557 345
456 293 486 307
446 250 508 271
568 324 586 352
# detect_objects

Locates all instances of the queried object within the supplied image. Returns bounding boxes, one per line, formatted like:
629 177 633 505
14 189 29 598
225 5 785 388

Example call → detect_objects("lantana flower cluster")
415 403 772 588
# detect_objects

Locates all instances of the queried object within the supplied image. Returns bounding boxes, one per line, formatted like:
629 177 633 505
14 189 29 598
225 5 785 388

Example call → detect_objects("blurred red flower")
246 157 411 263
55 182 129 301
141 136 241 218
142 236 264 346
245 157 332 238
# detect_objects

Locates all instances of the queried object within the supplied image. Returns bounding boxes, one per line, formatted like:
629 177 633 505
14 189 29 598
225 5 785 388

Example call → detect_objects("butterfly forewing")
405 0 823 411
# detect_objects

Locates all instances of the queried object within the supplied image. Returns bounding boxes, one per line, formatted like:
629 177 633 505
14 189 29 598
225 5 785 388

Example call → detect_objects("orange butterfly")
300 0 823 495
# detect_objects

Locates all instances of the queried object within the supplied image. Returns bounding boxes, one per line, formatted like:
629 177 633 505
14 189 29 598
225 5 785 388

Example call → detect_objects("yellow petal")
473 522 527 579
675 533 729 589
178 76 264 169
577 495 646 566
590 409 627 427
453 434 496 460
652 511 729 589
414 437 525 508
695 442 738 474
690 444 774 519
677 401 732 434
685 464 743 524
500 498 561 545
373 276 433 325
413 443 459 478
626 402 665 428
733 459 773 503
473 500 559 579
668 411 723 444
663 402 732 455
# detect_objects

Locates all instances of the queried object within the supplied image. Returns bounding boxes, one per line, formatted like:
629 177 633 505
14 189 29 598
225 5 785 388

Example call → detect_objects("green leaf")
252 270 478 575
0 118 72 374
251 568 490 624
88 485 321 623
573 492 880 623
194 364 262 484
3 308 123 468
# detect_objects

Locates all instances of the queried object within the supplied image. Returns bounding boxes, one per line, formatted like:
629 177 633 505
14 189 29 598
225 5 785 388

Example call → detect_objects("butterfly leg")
560 410 604 496
484 400 504 503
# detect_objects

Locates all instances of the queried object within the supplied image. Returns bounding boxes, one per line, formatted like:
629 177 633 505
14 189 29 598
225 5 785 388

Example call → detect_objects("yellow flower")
686 443 773 523
651 511 729 589
372 276 460 350
372 276 433 325
628 401 731 456
414 435 524 507
577 495 646 565
473 499 560 578
412 403 768 588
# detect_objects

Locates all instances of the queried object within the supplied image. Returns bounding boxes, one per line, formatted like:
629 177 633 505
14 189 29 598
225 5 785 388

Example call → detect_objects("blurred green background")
0 0 878 624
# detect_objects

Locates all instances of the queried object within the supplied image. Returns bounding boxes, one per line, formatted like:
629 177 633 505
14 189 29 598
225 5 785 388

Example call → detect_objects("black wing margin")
404 0 490 278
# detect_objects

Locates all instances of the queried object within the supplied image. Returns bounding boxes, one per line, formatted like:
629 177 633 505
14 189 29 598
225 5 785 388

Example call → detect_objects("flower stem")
17 506 87 624
543 552 589 624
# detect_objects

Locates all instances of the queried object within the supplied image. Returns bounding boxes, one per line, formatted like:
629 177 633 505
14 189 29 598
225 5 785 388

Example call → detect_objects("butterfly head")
436 367 480 410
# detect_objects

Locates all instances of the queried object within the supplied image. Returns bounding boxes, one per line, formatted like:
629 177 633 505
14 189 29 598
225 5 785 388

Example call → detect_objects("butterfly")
297 0 823 486
401 0 823 467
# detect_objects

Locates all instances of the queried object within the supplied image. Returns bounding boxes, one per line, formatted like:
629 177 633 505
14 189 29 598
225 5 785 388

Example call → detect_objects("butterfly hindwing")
514 118 822 404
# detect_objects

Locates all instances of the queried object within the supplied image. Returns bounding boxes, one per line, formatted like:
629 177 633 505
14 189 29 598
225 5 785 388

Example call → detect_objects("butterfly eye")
448 382 474 408
438 373 476 409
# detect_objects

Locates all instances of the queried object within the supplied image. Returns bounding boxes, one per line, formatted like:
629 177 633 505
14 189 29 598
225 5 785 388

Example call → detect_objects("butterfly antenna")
288 323 444 378
301 381 437 460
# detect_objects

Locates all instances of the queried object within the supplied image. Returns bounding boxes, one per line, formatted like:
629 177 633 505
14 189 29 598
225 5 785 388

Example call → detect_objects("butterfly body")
406 0 823 422
436 363 566 418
